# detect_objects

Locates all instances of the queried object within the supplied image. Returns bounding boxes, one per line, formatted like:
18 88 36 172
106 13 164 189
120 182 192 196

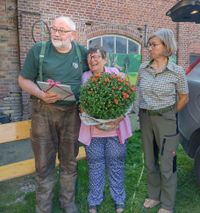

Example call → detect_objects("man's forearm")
18 75 44 99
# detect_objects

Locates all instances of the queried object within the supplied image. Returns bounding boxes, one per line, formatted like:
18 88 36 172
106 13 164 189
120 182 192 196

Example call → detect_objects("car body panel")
178 62 200 155
179 82 200 140
167 0 200 186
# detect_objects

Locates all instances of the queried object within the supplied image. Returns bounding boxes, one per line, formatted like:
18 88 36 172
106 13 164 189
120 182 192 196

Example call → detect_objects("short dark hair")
87 46 107 59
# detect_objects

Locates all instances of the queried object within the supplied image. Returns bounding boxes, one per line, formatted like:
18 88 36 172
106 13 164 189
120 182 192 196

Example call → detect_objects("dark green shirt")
20 41 88 104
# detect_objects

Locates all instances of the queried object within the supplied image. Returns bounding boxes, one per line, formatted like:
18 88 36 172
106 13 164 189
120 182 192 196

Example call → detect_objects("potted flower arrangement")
79 72 135 129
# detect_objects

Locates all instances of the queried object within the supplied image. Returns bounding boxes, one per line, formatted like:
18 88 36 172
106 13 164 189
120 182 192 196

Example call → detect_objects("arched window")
88 35 141 84
88 35 140 54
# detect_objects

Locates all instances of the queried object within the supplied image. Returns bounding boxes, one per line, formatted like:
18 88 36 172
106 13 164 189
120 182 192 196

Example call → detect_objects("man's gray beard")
51 39 71 49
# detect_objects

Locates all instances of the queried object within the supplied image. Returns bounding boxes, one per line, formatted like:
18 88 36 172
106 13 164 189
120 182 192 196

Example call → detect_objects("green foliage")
80 72 135 119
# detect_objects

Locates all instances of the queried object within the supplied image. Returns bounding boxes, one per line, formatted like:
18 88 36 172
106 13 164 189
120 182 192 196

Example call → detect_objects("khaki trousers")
139 108 179 211
31 101 80 213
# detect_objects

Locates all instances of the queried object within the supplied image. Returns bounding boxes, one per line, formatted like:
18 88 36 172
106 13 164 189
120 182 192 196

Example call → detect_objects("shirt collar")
140 59 178 73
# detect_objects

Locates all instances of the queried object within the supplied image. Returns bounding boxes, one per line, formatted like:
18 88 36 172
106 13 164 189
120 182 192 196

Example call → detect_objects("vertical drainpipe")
16 0 23 120
176 22 179 64
176 0 180 65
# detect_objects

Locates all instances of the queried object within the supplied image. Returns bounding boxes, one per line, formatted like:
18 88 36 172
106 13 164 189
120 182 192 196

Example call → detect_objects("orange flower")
114 98 119 104
91 76 98 82
104 77 110 83
94 73 101 78
110 74 116 79
117 78 124 83
125 81 130 86
91 78 96 83
122 92 129 99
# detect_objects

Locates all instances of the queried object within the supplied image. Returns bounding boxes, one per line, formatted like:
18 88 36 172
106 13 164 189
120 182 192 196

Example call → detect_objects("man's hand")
39 91 61 103
18 75 61 104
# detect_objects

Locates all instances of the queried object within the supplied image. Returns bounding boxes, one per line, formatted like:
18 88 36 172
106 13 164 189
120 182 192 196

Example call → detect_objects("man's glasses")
50 27 73 35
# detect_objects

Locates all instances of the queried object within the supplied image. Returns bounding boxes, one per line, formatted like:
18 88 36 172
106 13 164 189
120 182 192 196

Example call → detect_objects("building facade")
1 0 200 121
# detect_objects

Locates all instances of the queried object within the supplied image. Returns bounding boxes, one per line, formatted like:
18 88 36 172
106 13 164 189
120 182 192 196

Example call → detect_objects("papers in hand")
37 80 76 101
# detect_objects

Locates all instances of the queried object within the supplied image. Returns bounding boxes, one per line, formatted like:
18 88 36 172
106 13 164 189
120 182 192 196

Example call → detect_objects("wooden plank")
0 159 36 181
77 146 86 160
0 146 86 181
0 120 31 144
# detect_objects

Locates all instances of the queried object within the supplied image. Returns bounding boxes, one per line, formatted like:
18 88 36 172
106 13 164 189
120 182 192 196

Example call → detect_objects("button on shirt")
136 60 188 110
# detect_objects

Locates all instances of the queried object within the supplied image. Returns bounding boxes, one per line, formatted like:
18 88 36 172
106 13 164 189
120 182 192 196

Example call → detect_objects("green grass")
127 73 138 85
0 131 200 213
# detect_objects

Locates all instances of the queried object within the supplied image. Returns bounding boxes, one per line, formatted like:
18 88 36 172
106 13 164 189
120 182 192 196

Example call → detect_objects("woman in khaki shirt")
136 28 188 213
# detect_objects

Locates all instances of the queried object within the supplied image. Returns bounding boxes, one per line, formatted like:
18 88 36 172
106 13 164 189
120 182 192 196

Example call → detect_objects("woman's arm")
176 93 189 112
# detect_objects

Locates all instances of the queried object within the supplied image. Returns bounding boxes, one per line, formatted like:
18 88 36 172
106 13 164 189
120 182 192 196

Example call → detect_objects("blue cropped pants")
85 137 127 207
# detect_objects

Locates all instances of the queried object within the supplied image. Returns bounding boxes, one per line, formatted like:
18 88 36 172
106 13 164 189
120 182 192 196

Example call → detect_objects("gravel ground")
0 175 35 207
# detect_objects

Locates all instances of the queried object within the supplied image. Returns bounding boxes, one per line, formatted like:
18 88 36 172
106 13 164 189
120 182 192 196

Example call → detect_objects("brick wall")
1 0 200 120
0 0 22 122
178 22 200 68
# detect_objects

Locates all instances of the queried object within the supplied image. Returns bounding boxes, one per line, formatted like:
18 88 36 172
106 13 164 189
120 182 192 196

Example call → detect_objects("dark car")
178 59 200 185
167 0 200 185
166 0 200 23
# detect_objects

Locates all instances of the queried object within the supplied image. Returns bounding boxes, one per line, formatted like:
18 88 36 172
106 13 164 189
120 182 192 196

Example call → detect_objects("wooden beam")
0 146 86 181
0 120 86 181
0 120 31 144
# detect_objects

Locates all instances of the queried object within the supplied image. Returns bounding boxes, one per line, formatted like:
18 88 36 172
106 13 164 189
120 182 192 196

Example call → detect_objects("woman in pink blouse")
79 47 132 213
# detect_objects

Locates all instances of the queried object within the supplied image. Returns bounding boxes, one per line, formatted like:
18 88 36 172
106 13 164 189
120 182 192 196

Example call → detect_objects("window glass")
116 37 127 53
88 38 101 48
128 40 139 54
102 36 114 53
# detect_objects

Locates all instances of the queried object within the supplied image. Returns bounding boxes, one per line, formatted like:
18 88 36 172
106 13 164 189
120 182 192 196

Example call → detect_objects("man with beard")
18 16 88 213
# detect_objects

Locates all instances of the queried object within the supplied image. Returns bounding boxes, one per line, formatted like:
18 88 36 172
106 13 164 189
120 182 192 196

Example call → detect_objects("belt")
140 105 175 116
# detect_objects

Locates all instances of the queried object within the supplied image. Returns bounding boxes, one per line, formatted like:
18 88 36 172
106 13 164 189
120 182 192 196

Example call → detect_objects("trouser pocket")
161 134 179 175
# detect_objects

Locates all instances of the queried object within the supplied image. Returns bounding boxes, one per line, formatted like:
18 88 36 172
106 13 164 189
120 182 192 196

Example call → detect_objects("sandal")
88 206 97 213
116 207 124 213
157 208 173 213
143 198 160 208
115 204 124 213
